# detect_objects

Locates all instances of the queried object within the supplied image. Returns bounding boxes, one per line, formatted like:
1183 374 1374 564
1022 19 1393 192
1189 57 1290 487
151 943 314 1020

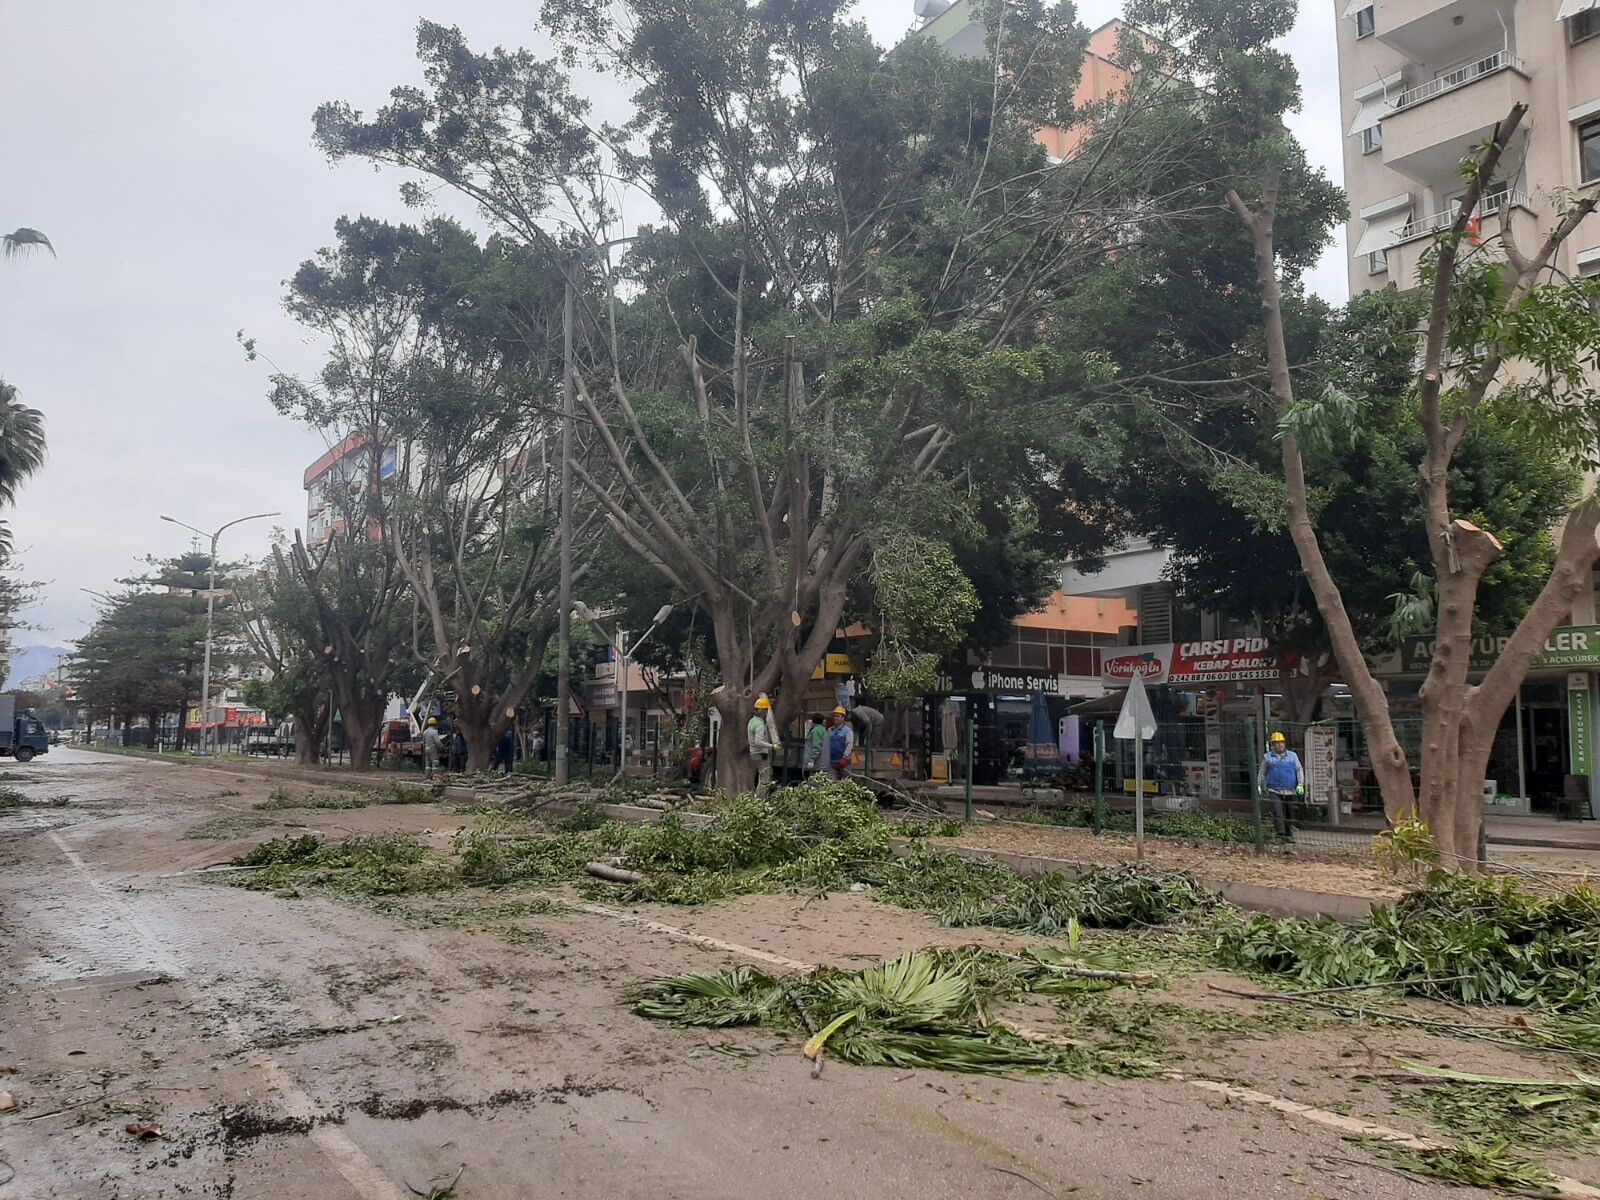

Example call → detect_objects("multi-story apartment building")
302 432 397 546
1338 0 1600 294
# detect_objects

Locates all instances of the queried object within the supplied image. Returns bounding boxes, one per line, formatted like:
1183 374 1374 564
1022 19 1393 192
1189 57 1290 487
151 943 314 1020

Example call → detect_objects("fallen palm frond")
632 946 1162 1078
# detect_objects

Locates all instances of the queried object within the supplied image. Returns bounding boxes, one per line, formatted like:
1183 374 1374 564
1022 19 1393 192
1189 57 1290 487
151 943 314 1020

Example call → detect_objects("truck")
0 694 49 763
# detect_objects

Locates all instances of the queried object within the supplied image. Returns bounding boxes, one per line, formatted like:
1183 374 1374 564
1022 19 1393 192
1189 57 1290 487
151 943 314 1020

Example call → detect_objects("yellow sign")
825 653 854 675
811 662 825 681
1121 779 1158 795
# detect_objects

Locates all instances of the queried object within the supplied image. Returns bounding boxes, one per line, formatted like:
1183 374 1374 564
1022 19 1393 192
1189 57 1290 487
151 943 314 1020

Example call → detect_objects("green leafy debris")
870 849 1214 932
633 946 1162 1077
1213 871 1600 1010
232 833 452 896
1381 1139 1556 1192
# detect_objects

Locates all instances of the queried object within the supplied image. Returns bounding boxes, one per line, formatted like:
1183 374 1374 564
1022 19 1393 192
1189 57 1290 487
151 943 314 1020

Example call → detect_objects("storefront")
1082 637 1328 807
921 666 1074 786
1389 626 1600 817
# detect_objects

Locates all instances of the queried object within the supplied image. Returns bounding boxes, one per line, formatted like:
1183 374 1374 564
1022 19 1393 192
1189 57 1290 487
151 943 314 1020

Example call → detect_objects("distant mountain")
4 645 69 691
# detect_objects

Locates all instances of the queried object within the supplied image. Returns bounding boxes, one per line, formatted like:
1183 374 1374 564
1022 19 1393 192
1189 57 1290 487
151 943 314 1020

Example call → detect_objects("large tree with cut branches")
312 5 1239 788
256 217 430 770
382 222 579 772
1131 0 1600 863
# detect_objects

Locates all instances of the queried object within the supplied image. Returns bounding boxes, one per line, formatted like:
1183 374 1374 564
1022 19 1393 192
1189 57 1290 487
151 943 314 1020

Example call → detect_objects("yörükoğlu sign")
1399 625 1600 673
1102 638 1294 686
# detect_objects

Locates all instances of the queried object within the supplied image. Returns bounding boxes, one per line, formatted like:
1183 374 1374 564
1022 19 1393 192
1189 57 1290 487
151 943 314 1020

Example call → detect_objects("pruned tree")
235 556 331 764
1134 0 1600 861
254 217 432 769
311 5 1223 788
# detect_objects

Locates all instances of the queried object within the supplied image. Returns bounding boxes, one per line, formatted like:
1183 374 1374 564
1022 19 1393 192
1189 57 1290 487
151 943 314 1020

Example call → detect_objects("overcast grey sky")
0 0 1342 646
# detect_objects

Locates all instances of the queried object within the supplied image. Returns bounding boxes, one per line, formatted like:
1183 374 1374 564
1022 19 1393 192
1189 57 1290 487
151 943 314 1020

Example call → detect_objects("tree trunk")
1230 184 1418 820
342 696 383 772
293 704 326 765
714 690 755 794
462 725 498 774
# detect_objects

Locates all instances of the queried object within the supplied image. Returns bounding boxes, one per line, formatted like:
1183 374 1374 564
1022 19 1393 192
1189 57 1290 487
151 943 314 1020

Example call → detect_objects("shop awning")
1559 0 1600 20
1069 690 1127 718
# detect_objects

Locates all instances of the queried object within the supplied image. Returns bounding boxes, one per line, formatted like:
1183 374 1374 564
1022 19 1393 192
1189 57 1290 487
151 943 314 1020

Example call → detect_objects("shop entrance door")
1521 693 1571 812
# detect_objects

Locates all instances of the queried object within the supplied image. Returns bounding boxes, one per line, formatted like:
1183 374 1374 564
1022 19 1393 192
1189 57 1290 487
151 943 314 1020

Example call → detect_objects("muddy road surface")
0 750 1526 1199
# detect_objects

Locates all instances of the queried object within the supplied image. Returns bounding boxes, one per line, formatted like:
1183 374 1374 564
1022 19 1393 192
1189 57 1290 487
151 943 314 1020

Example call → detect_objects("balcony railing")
1396 189 1531 244
1390 49 1525 113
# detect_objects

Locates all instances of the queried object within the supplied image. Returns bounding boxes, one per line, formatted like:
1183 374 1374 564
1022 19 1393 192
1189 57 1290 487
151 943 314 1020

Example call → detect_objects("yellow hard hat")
754 696 771 710
1269 731 1286 743
833 706 847 716
427 717 438 726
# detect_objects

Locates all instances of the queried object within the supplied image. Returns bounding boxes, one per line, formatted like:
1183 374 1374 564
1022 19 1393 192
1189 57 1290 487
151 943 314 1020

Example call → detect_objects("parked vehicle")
0 694 50 762
242 723 296 757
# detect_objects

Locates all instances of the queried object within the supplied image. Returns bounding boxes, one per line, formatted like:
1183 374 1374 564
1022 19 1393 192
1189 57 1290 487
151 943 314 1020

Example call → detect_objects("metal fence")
1022 716 1435 858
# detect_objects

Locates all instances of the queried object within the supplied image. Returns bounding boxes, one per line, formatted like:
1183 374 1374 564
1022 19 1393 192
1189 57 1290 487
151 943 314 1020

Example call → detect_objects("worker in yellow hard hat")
747 695 781 794
827 705 855 781
1258 731 1304 842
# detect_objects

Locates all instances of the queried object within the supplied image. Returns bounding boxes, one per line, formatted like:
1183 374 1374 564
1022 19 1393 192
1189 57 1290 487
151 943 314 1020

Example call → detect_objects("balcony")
1373 0 1517 63
1382 202 1545 291
1381 51 1531 181
1389 50 1525 114
1394 189 1533 245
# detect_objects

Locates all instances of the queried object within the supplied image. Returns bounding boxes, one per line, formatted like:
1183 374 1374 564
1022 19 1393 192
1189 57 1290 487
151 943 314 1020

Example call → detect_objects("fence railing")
1397 189 1531 244
1390 49 1524 113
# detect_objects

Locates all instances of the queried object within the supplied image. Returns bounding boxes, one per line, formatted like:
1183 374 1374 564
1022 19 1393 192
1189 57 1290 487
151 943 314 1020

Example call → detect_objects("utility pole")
555 277 575 784
162 511 279 756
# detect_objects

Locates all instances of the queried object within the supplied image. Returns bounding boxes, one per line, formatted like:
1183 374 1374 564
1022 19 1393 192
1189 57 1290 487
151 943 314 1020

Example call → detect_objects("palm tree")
0 380 46 508
2 228 53 259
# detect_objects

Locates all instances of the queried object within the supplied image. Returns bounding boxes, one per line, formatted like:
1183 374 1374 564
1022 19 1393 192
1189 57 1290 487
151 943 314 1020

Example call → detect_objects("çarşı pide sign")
1102 637 1293 687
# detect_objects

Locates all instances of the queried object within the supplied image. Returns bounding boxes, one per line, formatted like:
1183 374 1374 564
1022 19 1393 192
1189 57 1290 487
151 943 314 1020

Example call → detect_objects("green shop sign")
1570 675 1593 777
1399 626 1600 674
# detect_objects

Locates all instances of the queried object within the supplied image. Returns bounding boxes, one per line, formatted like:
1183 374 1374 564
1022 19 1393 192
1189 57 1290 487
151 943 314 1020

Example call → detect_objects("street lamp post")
556 233 638 785
161 511 280 756
574 602 672 782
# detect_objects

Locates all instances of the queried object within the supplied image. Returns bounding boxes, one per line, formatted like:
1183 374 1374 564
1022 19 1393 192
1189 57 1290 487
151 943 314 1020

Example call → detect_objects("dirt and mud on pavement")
2 748 1596 1199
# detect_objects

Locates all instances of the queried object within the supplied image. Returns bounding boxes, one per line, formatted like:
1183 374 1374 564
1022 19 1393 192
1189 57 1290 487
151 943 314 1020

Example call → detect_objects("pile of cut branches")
232 833 454 896
594 778 894 903
633 944 1161 1077
1214 871 1600 1010
869 848 1214 932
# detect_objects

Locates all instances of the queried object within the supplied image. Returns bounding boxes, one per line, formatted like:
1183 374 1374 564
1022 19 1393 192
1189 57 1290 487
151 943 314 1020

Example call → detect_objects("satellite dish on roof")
914 0 951 20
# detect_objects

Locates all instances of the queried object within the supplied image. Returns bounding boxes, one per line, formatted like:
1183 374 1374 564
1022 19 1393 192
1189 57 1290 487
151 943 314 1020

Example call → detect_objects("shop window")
1017 641 1051 670
1355 6 1374 39
1581 119 1600 185
1062 646 1094 677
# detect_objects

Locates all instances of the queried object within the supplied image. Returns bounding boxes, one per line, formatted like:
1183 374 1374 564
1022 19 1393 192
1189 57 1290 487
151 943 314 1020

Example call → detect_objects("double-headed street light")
573 601 673 781
161 511 280 756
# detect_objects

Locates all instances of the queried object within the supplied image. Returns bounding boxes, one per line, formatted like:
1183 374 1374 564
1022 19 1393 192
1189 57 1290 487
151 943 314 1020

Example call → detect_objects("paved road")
0 750 1509 1199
